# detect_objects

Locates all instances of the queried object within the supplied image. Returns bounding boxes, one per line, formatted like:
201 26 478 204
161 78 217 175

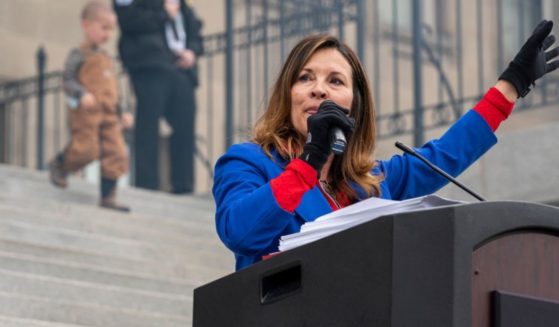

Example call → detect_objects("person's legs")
164 71 196 194
99 177 130 212
49 103 102 188
98 111 130 212
48 153 68 188
129 68 168 190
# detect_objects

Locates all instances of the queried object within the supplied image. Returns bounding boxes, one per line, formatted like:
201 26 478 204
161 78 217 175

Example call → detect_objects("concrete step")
0 219 230 269
0 316 84 327
0 163 233 326
0 292 191 327
118 189 216 219
0 239 232 284
0 203 220 247
0 268 192 317
0 165 214 219
0 192 215 234
0 250 196 296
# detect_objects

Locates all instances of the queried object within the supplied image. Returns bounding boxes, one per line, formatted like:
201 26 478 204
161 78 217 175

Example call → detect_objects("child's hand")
80 93 97 109
121 112 134 130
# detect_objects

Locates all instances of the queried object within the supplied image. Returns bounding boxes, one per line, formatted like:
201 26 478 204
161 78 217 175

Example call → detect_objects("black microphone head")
319 100 349 155
330 128 346 155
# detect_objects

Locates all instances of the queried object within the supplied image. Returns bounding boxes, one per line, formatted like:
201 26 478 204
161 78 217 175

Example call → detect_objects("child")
49 1 131 212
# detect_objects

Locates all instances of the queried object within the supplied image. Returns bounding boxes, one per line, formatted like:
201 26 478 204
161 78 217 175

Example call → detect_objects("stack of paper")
278 195 463 252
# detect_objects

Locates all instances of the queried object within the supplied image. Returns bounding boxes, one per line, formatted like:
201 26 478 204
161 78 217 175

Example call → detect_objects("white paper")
278 195 464 252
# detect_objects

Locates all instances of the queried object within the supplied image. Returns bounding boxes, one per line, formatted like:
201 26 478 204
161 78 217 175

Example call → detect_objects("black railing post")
355 0 366 63
37 46 46 170
261 0 269 104
411 0 424 146
335 0 345 42
225 0 234 149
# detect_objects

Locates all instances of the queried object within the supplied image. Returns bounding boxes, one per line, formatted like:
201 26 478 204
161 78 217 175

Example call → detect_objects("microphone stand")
395 141 486 201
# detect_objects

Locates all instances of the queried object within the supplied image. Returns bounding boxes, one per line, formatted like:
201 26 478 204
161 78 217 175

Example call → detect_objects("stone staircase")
0 164 234 326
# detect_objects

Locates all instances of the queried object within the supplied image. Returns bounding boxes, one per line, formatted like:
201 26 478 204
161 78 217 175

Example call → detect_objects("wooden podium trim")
471 231 559 327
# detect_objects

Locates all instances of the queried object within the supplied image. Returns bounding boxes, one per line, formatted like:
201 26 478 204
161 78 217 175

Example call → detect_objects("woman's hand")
499 20 559 98
299 100 355 174
494 80 518 102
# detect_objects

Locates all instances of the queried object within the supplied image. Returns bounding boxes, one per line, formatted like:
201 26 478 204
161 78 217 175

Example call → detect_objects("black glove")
299 100 355 173
499 20 559 98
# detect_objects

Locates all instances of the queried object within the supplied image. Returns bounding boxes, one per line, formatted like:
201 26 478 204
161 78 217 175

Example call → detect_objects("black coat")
113 0 204 85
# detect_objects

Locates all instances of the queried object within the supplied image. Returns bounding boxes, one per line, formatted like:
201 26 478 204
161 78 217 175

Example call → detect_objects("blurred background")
1 1 559 325
1 0 559 203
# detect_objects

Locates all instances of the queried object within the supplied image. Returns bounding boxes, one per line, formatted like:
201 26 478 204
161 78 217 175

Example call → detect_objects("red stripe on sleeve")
270 158 318 212
473 87 515 132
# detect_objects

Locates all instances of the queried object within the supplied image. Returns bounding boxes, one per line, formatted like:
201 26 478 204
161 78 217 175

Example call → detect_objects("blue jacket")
213 110 497 270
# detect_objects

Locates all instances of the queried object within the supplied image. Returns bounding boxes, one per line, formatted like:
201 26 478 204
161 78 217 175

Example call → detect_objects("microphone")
395 141 486 201
318 100 347 155
329 127 346 155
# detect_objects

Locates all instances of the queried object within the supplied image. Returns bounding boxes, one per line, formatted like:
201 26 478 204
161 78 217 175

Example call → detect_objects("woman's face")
290 48 354 136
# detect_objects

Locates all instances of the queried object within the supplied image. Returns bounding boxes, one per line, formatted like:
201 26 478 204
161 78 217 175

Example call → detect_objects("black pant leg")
164 70 196 193
130 68 168 190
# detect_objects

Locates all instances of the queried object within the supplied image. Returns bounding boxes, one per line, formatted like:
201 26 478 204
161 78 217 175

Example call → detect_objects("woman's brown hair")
252 34 382 200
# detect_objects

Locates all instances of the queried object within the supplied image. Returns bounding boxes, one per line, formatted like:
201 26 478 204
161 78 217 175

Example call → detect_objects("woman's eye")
298 74 310 82
331 78 343 85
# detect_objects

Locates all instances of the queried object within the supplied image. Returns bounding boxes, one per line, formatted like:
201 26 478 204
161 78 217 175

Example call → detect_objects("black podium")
193 201 559 327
